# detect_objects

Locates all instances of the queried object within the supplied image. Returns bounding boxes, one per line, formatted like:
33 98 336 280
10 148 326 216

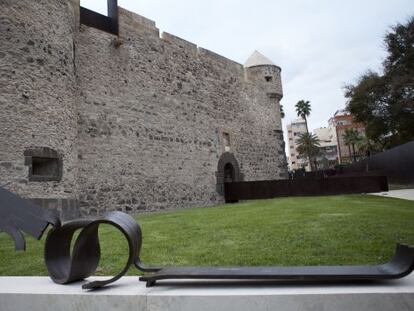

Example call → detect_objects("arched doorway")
224 163 235 183
216 153 242 202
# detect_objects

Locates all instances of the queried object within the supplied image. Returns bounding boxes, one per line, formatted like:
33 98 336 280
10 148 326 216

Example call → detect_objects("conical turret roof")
244 51 276 68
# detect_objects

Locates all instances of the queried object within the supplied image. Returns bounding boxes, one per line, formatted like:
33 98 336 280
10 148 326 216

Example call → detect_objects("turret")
244 51 283 100
244 51 287 177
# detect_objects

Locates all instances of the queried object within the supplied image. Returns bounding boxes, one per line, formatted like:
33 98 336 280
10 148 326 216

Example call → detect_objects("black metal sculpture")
1 186 414 289
0 186 60 251
80 0 119 35
140 243 414 287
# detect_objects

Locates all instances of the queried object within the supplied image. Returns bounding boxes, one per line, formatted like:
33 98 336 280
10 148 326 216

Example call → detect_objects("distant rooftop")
244 51 276 68
291 118 306 124
334 109 350 117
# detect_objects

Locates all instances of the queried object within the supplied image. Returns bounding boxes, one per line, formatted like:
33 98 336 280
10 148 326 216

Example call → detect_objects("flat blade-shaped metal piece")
0 186 60 250
139 244 414 287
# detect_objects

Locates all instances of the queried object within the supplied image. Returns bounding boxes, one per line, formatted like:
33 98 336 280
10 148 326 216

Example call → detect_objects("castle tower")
244 51 284 130
0 0 80 218
244 51 283 101
244 51 288 178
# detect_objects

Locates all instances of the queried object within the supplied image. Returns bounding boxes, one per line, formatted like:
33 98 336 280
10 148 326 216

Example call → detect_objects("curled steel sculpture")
1 186 414 289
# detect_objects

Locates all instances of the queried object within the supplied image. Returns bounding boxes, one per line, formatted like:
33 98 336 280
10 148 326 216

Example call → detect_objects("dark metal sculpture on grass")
1 186 414 289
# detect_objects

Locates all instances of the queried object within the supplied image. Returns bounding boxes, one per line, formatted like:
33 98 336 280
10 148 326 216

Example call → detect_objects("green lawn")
1 195 413 276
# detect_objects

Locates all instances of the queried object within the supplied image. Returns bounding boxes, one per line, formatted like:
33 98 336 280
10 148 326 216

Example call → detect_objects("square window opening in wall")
265 76 273 82
32 157 59 178
223 132 231 152
24 147 63 182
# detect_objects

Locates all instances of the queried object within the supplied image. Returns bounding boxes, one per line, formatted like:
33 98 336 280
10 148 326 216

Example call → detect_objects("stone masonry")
0 0 288 217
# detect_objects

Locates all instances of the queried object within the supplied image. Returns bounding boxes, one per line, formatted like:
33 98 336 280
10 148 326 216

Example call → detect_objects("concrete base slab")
1 275 414 311
371 189 414 201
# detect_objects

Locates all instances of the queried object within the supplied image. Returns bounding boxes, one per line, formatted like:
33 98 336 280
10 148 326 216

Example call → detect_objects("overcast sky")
81 0 414 132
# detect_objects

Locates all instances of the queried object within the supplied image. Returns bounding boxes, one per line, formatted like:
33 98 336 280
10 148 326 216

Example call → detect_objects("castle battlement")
118 9 249 78
112 6 277 83
119 7 160 37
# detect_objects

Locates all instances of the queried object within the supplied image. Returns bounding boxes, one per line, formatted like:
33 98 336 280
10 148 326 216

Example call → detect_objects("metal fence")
342 140 414 185
289 141 414 186
224 176 388 202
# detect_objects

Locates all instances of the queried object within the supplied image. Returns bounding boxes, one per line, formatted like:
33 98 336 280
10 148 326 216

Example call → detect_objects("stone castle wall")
0 0 80 218
0 1 288 216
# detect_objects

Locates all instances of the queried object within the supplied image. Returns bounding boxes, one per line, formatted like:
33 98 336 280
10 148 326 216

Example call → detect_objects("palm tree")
296 132 320 171
295 100 312 168
356 136 381 158
343 128 362 162
295 100 311 133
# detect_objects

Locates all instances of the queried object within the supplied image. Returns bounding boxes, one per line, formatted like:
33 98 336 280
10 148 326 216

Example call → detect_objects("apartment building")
286 118 309 171
329 110 366 164
313 126 339 169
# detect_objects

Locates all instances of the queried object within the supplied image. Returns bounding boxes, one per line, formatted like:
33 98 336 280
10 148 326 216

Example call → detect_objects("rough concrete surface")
371 189 414 201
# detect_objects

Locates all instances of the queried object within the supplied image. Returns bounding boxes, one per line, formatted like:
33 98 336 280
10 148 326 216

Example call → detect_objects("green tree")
295 100 311 133
295 100 313 169
345 16 414 149
356 136 382 158
296 132 320 171
343 128 362 163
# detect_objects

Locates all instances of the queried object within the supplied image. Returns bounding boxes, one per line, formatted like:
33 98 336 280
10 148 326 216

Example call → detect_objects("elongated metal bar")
80 0 118 35
139 244 414 287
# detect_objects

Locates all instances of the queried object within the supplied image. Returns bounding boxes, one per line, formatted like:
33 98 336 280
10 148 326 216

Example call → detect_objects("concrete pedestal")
0 276 414 311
